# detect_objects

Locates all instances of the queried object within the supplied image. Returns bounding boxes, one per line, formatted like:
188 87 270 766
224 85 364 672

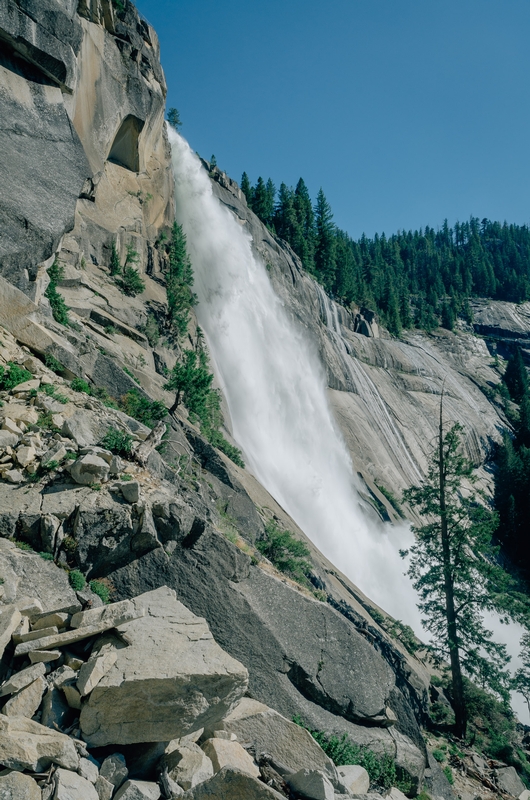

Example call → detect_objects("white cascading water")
168 129 420 629
169 129 529 723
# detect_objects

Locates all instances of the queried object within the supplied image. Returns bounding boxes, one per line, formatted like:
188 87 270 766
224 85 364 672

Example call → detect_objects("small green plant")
432 749 445 763
65 451 77 460
92 386 119 409
89 579 112 604
120 473 132 481
37 411 59 430
0 362 32 390
101 427 134 457
45 353 64 374
120 388 166 427
42 460 59 472
91 483 102 491
376 482 405 518
41 384 68 404
443 766 454 785
123 366 140 384
105 325 117 335
68 569 86 591
256 520 312 587
45 259 70 326
116 244 145 297
109 242 121 276
39 552 54 561
14 540 34 552
71 377 92 395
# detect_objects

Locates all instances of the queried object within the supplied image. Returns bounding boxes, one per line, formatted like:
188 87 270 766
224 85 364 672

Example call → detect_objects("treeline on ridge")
241 172 530 335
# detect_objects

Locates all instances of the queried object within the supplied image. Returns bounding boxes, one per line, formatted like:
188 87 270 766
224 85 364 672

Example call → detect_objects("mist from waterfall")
168 129 420 630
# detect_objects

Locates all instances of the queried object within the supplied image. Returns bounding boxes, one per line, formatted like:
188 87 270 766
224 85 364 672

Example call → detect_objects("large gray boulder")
0 771 41 800
80 587 249 746
495 766 526 797
0 713 78 771
182 767 284 799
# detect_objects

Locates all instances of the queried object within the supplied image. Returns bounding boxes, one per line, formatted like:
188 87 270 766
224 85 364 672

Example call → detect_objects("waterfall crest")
168 129 420 626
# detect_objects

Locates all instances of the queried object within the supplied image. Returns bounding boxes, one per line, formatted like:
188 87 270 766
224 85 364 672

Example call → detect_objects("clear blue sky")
135 0 530 239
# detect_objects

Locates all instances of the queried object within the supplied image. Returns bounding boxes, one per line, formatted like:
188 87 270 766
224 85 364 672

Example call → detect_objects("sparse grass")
39 552 54 561
0 363 32 391
41 384 68 404
123 366 140 384
14 540 33 552
71 377 92 395
376 481 405 518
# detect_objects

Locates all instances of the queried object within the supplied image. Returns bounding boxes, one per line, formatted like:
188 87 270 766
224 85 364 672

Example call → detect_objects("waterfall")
168 129 420 629
168 130 529 724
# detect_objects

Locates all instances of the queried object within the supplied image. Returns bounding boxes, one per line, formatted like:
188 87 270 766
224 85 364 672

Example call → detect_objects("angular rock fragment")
18 625 59 642
80 587 248 746
286 769 335 800
11 615 30 643
33 611 70 629
77 647 117 696
3 675 46 718
15 608 143 656
182 767 284 799
0 713 79 771
201 738 259 779
0 771 41 799
69 454 110 485
114 780 161 799
0 661 45 696
54 768 99 800
41 684 73 729
29 648 61 663
337 764 370 794
95 775 115 800
0 604 21 658
163 741 214 790
79 755 100 783
70 598 138 629
100 752 129 788
121 480 140 503
495 766 526 797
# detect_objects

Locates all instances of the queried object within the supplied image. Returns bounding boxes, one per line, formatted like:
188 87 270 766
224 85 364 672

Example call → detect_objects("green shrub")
109 242 121 276
89 579 112 604
376 482 405 518
141 313 160 347
293 717 412 794
119 265 145 296
257 521 312 587
45 260 69 325
432 749 445 763
68 569 86 591
39 552 54 561
45 353 64 374
120 388 166 427
443 766 454 785
71 377 92 395
101 427 133 457
0 362 32 390
41 384 68 404
92 386 119 409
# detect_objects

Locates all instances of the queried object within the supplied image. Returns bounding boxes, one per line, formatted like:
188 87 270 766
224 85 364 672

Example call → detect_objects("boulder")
12 379 40 393
122 480 140 504
162 741 214 790
62 411 106 448
201 738 259 779
385 789 409 800
0 771 41 799
16 445 36 467
80 587 248 746
113 780 161 800
495 766 526 797
337 764 370 794
286 769 335 800
54 768 99 800
519 791 530 800
29 648 61 663
41 441 67 467
33 611 71 630
0 662 45 696
71 598 139 629
0 431 19 449
79 755 100 783
0 713 79 771
221 698 338 786
41 685 74 730
0 604 21 659
69 454 110 485
2 675 46 718
182 767 284 799
100 752 129 789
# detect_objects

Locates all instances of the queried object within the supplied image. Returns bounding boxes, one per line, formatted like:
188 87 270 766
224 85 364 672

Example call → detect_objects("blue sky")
135 0 530 239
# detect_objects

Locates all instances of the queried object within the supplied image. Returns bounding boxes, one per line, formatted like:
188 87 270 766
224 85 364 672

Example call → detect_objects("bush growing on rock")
257 521 312 587
45 259 70 326
101 427 134 457
69 569 86 591
120 389 166 427
0 362 32 390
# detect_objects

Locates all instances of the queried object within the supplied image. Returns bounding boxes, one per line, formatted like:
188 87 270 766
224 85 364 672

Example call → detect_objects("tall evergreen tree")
503 347 528 403
166 221 197 336
314 188 336 291
402 404 512 738
240 172 252 204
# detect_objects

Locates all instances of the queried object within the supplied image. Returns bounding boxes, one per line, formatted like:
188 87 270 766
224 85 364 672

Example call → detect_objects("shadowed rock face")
0 0 173 298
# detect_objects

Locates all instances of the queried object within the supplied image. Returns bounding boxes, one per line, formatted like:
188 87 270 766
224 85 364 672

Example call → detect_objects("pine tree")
166 221 197 337
402 401 512 738
240 172 252 204
512 632 530 716
314 188 336 291
503 346 528 403
109 242 121 276
251 177 269 222
167 108 182 130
